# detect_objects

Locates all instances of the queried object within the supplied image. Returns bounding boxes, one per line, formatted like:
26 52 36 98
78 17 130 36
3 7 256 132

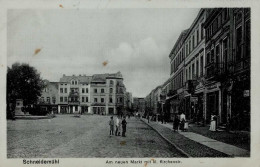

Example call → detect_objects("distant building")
39 71 130 115
133 97 145 114
38 80 59 113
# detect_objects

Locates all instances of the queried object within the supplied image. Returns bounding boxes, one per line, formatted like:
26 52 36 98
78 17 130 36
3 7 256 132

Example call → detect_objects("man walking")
122 117 127 137
115 116 120 136
109 116 114 137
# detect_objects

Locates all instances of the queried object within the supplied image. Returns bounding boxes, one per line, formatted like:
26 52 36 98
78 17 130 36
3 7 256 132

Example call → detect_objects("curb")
141 118 191 158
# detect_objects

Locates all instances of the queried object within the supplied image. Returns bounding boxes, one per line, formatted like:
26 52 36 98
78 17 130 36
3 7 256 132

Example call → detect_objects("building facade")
144 8 250 130
38 80 59 113
204 8 250 129
53 72 128 115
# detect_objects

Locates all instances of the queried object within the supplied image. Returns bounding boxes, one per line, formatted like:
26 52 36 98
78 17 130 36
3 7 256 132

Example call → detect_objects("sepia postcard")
0 0 259 167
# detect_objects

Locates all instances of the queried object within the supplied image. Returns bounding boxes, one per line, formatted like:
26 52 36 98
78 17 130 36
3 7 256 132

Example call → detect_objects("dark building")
204 8 250 130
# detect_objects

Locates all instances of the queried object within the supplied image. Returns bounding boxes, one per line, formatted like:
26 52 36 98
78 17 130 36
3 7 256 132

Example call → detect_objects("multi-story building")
183 9 206 121
133 97 145 115
204 8 250 128
38 80 59 113
56 71 127 115
165 9 206 122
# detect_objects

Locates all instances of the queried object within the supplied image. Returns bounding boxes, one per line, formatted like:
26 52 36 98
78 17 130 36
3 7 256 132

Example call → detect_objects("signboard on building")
190 96 198 103
243 90 250 97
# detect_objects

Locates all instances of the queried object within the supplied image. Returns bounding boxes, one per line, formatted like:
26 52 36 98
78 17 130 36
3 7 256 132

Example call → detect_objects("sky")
7 8 200 98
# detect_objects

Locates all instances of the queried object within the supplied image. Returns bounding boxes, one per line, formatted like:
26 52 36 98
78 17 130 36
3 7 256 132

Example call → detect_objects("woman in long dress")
209 115 216 131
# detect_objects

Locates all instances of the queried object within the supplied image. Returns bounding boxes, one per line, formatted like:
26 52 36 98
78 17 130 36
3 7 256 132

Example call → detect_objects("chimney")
63 74 66 77
79 74 81 76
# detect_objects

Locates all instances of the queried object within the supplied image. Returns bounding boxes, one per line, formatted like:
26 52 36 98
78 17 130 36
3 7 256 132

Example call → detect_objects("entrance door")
222 90 227 124
206 91 219 124
109 108 114 115
70 106 73 114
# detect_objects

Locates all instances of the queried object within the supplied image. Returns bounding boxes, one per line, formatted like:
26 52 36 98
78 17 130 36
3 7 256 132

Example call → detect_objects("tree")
7 63 45 109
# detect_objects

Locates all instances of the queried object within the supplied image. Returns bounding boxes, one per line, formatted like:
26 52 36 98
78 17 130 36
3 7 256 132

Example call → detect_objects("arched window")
72 81 74 85
110 88 113 93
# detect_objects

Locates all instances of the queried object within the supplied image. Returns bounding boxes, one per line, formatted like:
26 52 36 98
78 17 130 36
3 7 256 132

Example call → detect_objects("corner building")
57 72 126 115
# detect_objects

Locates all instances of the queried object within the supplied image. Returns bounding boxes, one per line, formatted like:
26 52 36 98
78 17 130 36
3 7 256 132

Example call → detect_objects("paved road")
7 115 184 158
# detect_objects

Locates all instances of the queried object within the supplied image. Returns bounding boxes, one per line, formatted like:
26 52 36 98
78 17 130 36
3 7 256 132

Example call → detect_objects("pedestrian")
209 114 217 131
109 116 114 136
173 115 180 132
122 116 127 137
115 116 120 136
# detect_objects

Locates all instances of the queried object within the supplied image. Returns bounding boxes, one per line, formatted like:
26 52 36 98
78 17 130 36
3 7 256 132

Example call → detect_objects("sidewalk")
141 118 250 157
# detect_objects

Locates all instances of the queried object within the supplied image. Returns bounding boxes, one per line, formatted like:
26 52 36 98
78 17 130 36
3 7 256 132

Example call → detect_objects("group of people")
109 116 127 137
173 112 188 132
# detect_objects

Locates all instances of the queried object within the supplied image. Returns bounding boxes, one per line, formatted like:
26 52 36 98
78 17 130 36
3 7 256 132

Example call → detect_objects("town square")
6 8 250 158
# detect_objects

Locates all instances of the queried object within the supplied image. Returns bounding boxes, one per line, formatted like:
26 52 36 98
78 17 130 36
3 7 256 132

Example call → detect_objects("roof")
59 71 123 84
59 75 92 84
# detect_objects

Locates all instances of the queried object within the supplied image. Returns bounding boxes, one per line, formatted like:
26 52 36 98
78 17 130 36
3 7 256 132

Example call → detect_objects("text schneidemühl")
23 159 59 165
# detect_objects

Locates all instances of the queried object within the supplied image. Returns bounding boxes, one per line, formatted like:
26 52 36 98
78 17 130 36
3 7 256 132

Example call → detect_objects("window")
64 88 67 93
245 20 250 57
211 49 214 62
110 80 114 85
101 89 104 93
101 98 104 103
189 40 191 53
200 55 204 76
60 88 63 93
60 97 63 102
193 35 195 48
110 88 113 93
236 26 243 61
207 52 211 64
75 106 78 111
82 97 84 102
52 97 56 103
86 88 88 93
82 88 85 93
196 60 199 77
94 89 97 93
218 14 222 28
189 66 191 80
223 9 229 21
109 97 113 103
201 24 204 40
94 98 97 102
64 97 67 102
192 63 195 79
72 81 74 85
75 81 77 85
186 69 188 81
197 29 199 44
216 45 220 64
86 97 88 102
47 97 50 103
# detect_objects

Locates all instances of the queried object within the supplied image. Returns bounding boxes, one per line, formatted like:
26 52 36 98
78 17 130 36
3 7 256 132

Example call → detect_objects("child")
109 116 114 136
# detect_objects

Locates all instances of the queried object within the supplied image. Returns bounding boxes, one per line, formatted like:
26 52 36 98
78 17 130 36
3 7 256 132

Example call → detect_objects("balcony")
205 62 229 81
69 91 79 97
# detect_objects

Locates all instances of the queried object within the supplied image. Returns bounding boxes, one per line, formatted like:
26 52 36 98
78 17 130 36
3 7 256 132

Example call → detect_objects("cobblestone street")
7 115 184 158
